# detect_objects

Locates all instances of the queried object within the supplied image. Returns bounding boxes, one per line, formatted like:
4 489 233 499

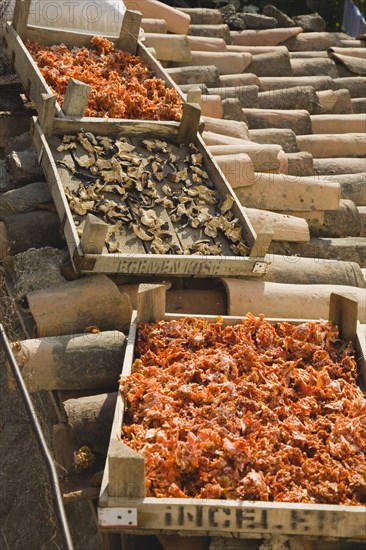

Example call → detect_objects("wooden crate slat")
98 497 366 540
3 22 54 108
32 121 79 257
52 119 180 138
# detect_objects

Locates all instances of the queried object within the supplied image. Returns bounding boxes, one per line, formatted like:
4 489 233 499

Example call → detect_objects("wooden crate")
98 286 366 540
31 117 270 277
2 0 186 132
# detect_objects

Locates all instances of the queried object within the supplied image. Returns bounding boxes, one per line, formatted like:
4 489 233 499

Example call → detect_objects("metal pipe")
0 324 74 550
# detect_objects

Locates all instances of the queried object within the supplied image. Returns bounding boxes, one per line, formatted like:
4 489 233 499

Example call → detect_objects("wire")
0 324 74 550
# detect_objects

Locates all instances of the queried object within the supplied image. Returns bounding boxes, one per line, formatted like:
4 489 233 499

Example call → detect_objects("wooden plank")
109 439 145 499
329 293 358 343
98 499 366 539
137 284 166 323
38 93 56 136
80 214 109 255
176 102 201 144
80 253 262 277
52 119 180 138
186 87 202 104
12 0 31 38
250 227 273 258
62 79 91 118
3 22 54 107
117 10 142 55
31 121 79 257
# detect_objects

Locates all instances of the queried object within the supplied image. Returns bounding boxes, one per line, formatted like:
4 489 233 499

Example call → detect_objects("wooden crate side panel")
51 119 180 138
3 23 55 109
79 253 260 277
356 321 366 389
31 120 79 256
26 25 109 48
98 499 366 540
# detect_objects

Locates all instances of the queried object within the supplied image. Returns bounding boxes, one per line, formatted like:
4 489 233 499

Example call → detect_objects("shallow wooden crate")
98 286 366 540
2 0 185 131
31 117 269 277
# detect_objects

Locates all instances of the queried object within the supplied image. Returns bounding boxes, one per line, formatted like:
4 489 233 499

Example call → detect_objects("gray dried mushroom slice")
169 168 188 183
102 183 127 197
204 216 222 238
223 222 243 243
97 136 114 150
63 134 76 143
74 152 96 169
116 140 136 154
230 242 250 256
100 163 124 184
95 158 114 170
107 240 123 253
140 209 159 228
191 153 203 166
78 185 101 201
195 186 218 205
142 139 169 153
191 165 208 179
77 132 95 154
69 198 94 216
131 223 154 241
98 199 119 213
220 195 235 215
186 240 222 256
150 237 171 254
57 142 77 152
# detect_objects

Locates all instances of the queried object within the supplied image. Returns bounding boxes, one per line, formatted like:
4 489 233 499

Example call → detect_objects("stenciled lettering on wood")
110 257 247 276
162 505 339 534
